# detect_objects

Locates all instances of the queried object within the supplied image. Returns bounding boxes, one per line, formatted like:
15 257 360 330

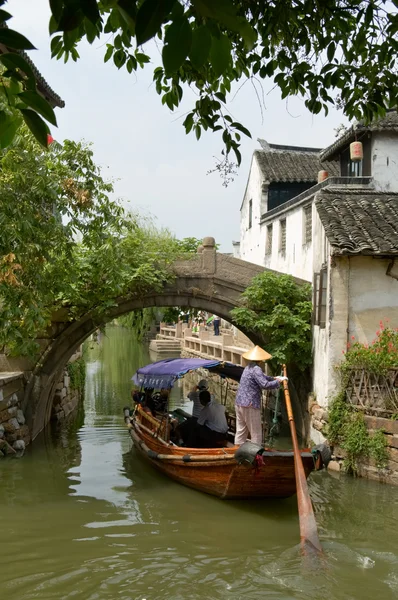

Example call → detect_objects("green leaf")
0 9 12 22
49 16 59 36
57 5 84 32
80 0 101 25
49 0 63 22
50 35 63 56
183 112 194 133
193 0 253 43
136 0 176 46
0 52 36 82
20 108 49 147
0 28 36 50
233 145 242 165
0 111 22 149
113 49 126 69
210 34 231 77
162 16 192 74
327 41 336 62
193 0 237 27
18 91 58 126
231 121 251 138
104 45 114 63
189 25 212 68
239 21 257 51
117 0 136 31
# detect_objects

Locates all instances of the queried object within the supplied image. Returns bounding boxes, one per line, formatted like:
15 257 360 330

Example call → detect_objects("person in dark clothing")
187 390 228 448
213 314 221 336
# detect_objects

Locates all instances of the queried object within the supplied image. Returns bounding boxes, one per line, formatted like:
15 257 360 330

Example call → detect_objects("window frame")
279 218 286 256
248 199 253 229
313 267 327 328
265 223 273 255
303 204 312 246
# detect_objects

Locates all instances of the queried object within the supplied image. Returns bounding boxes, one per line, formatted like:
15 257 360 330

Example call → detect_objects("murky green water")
1 326 398 600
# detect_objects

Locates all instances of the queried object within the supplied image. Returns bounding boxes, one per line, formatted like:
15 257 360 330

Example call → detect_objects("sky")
8 0 348 251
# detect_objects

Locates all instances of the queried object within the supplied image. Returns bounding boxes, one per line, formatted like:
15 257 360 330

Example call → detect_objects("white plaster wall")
312 326 329 408
371 132 398 192
239 156 266 265
348 256 398 342
311 212 332 408
263 203 315 282
322 256 398 408
327 257 350 401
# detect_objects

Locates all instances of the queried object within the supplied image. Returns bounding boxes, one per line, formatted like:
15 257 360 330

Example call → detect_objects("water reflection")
0 326 397 600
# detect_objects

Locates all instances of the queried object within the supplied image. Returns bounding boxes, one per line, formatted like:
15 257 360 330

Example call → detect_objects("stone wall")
311 403 398 485
51 349 83 424
0 348 84 455
0 372 30 454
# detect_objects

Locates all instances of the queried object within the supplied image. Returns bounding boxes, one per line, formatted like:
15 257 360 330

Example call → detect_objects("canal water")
1 326 397 600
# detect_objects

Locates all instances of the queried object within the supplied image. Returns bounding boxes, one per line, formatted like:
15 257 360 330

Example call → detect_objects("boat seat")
213 439 229 448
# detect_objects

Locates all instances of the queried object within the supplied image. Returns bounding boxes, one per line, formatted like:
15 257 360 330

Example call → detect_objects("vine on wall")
67 358 86 393
327 392 389 474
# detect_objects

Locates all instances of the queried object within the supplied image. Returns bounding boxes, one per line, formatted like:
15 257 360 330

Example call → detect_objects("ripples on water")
0 327 397 600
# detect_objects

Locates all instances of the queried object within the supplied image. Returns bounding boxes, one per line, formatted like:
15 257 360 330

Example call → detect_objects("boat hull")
129 419 315 499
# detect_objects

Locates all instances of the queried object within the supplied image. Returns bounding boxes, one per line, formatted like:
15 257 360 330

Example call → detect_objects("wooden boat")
126 358 317 500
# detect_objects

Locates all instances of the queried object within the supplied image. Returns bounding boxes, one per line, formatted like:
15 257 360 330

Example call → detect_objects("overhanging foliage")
1 1 398 166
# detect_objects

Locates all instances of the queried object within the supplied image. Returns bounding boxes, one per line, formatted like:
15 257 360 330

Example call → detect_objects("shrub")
340 323 398 377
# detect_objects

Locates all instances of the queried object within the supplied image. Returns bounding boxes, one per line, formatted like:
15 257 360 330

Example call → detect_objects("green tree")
1 1 398 163
231 272 312 369
0 127 180 356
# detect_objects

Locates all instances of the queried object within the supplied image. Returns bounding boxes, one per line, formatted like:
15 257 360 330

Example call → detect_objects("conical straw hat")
242 345 272 362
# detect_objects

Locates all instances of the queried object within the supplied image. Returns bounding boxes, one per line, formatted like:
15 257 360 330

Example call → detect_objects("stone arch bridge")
4 238 304 441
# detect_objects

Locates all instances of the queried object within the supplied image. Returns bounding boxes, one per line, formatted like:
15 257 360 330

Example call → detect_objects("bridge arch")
24 238 304 440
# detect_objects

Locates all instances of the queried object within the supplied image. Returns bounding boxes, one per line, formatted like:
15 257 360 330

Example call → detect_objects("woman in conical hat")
235 346 283 446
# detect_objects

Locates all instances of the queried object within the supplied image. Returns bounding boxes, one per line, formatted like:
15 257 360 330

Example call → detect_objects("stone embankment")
311 403 398 485
0 348 84 456
0 372 29 454
51 349 84 423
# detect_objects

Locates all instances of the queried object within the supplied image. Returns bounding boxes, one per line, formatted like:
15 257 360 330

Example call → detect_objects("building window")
279 219 286 255
314 268 327 327
303 205 312 245
267 182 314 211
248 199 252 229
266 224 273 255
347 160 363 177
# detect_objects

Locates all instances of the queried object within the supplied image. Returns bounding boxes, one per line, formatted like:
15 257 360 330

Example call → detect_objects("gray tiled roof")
320 111 398 161
315 188 398 255
254 145 339 184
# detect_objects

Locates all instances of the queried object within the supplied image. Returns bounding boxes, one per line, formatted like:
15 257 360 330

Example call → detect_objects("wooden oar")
281 364 322 554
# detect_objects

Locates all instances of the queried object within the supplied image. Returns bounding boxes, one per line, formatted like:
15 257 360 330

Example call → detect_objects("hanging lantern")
47 134 54 145
318 170 328 183
350 141 363 161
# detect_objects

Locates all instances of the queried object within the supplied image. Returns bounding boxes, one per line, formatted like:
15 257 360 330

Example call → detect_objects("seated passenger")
152 388 170 413
187 379 209 419
187 390 228 448
177 379 212 445
141 388 156 415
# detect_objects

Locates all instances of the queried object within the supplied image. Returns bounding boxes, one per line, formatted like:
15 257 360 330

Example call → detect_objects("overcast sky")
8 0 348 251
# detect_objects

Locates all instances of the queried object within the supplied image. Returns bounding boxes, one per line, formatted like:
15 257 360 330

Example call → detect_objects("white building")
240 140 338 280
239 113 398 440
